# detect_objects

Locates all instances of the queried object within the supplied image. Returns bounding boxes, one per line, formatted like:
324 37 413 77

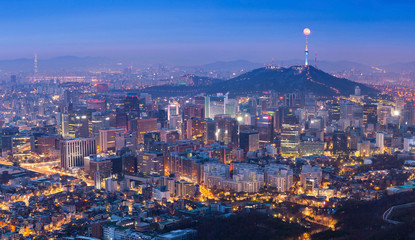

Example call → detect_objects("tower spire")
303 28 311 66
34 53 38 75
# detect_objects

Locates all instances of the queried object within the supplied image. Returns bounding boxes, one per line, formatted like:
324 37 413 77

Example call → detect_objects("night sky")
0 0 414 65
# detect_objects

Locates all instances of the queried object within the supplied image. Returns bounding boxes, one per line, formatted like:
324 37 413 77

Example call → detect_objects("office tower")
148 108 167 128
280 121 300 157
186 117 206 142
84 154 121 178
92 112 111 139
11 134 34 159
60 137 96 169
169 115 183 135
120 151 137 174
378 105 391 126
35 135 58 155
327 101 341 123
124 94 140 113
340 101 355 121
403 101 415 125
206 119 217 143
63 111 93 138
376 131 385 153
332 131 348 155
225 99 238 117
363 104 378 126
239 130 259 154
284 93 303 108
215 115 238 145
115 131 137 152
182 104 205 138
144 132 160 150
99 128 123 153
115 110 128 130
194 95 205 106
137 118 158 144
205 93 228 119
167 104 179 121
137 151 164 175
299 136 325 156
255 114 274 146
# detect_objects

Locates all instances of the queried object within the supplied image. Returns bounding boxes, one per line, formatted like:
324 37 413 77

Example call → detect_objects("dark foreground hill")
145 65 378 97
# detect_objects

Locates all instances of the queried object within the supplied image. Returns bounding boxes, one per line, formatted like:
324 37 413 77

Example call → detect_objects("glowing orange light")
303 28 311 36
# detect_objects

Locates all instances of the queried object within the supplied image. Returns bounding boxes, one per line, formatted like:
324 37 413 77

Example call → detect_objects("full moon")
303 28 311 36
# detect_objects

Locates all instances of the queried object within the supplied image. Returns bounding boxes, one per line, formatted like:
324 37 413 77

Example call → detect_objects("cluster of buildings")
0 72 415 238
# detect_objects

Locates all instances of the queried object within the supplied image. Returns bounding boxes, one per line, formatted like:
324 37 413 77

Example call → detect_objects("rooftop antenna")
34 53 38 75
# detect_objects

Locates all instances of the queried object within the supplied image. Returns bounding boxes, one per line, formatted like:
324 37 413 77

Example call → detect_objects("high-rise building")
137 118 158 144
182 104 205 137
137 151 164 176
332 131 348 155
84 154 113 178
363 104 377 126
255 114 274 146
327 101 341 123
115 131 137 152
205 93 228 119
63 111 93 138
99 128 123 153
186 117 206 142
215 115 238 145
124 94 140 113
60 138 96 169
144 132 161 150
280 122 300 157
239 130 259 154
376 131 385 153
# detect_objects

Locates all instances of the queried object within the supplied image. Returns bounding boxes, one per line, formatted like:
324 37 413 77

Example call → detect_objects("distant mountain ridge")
145 65 378 97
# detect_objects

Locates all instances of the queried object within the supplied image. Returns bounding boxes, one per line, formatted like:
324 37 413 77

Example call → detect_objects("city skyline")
0 0 414 65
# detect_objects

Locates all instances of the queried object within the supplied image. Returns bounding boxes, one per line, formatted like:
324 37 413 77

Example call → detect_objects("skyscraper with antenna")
303 28 311 66
34 53 38 75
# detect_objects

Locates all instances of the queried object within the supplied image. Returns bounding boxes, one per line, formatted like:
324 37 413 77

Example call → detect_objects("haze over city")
0 0 414 65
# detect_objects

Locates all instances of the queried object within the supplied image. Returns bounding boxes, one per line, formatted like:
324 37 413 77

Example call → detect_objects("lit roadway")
0 158 94 186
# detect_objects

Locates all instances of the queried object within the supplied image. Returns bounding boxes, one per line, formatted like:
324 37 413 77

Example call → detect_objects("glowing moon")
303 28 311 36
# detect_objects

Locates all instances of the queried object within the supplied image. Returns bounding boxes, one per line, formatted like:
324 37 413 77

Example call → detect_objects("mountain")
183 74 223 86
382 61 415 73
201 60 264 72
145 65 378 97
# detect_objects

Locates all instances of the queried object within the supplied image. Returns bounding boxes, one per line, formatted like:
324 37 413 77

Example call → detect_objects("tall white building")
60 137 96 169
376 131 385 153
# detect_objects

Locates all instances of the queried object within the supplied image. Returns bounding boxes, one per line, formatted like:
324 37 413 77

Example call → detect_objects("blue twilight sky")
0 0 414 65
